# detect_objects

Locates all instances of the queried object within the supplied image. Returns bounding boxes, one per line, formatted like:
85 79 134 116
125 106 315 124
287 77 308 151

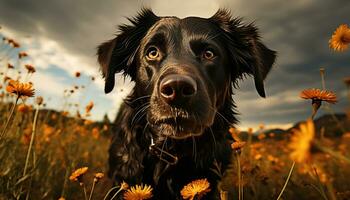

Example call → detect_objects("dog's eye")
202 49 215 60
146 46 160 60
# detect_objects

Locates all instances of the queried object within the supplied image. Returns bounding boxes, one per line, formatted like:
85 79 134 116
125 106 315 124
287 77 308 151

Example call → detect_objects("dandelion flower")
123 184 153 200
231 141 246 151
69 167 88 182
300 88 337 103
18 52 28 59
75 72 81 78
3 76 11 82
17 104 32 113
344 77 350 87
36 96 44 105
121 181 129 190
228 127 241 141
300 88 337 118
289 118 315 163
85 101 94 113
329 24 350 52
25 64 36 73
6 80 35 98
180 179 211 200
7 63 14 69
93 172 104 182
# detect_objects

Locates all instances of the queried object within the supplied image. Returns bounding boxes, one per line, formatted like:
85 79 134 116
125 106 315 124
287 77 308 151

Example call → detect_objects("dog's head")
97 8 276 139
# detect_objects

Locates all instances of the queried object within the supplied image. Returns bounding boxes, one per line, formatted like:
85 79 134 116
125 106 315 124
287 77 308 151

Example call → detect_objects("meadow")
0 25 349 200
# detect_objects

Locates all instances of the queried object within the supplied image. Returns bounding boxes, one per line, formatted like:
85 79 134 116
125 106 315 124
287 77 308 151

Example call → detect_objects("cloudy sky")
0 0 349 130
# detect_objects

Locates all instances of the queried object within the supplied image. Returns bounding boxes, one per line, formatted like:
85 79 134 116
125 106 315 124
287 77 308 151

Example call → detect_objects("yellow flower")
228 127 241 141
289 118 315 163
69 167 88 182
6 80 35 98
329 24 350 52
123 184 153 200
94 172 104 182
231 141 246 151
121 181 129 190
300 88 337 104
180 179 211 200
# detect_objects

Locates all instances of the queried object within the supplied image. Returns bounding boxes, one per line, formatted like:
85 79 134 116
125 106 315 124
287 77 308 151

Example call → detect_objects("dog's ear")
210 9 276 97
97 8 159 93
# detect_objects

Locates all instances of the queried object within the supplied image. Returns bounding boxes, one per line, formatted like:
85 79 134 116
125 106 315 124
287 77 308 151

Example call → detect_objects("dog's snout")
159 75 197 105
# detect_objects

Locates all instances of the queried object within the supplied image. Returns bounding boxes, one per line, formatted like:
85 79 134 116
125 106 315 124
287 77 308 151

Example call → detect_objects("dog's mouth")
152 116 203 139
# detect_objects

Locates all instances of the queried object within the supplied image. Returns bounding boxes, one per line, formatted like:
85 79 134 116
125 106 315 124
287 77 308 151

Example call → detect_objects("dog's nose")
159 75 197 105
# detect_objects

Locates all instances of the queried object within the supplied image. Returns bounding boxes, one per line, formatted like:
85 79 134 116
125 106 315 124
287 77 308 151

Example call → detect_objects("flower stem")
102 186 120 200
320 68 326 90
314 141 350 164
0 96 19 140
236 152 243 200
110 187 124 200
276 161 295 200
88 181 96 200
82 184 88 200
23 104 39 176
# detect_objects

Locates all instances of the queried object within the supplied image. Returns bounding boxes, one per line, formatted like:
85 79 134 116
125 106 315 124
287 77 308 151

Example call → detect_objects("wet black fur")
97 8 276 200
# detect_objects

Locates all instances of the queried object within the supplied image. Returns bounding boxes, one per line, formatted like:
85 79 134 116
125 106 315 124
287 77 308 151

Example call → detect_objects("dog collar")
149 136 178 165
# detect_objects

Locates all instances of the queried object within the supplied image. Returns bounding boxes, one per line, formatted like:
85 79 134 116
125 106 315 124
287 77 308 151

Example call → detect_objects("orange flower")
231 141 246 151
84 120 93 126
18 52 28 59
123 184 153 200
3 76 11 82
121 181 129 190
85 101 94 113
93 172 104 182
344 77 350 87
13 42 20 48
69 167 88 182
257 133 266 140
329 24 350 52
43 124 55 142
289 118 315 163
6 80 35 98
25 64 36 73
181 179 211 200
75 72 81 78
300 88 337 104
7 63 14 69
92 127 99 139
17 104 32 113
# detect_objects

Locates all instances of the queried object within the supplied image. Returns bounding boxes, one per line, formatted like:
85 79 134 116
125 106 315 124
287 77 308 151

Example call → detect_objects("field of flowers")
0 25 349 200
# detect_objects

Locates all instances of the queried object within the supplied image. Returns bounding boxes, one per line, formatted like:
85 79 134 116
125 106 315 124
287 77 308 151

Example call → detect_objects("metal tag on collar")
149 136 178 165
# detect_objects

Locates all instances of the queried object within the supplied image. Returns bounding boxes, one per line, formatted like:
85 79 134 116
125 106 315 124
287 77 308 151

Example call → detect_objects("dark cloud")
0 0 349 127
0 0 140 62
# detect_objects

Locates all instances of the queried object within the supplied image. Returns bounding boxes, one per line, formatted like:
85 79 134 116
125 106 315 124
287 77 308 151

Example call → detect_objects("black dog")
97 8 276 199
